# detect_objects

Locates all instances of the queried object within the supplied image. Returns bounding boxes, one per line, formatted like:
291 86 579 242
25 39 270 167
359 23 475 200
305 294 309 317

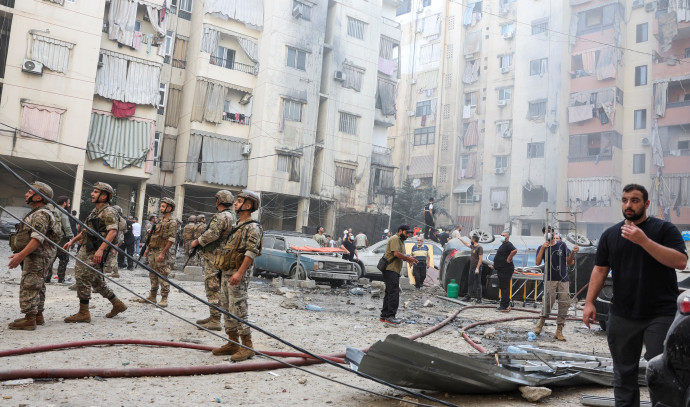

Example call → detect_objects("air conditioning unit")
473 194 481 202
497 100 507 106
495 168 505 174
292 4 303 18
632 0 644 8
492 202 503 210
645 1 656 12
241 144 252 156
503 32 514 40
641 137 651 146
407 111 416 116
501 66 510 74
239 93 252 105
22 59 43 75
334 70 346 81
502 130 512 138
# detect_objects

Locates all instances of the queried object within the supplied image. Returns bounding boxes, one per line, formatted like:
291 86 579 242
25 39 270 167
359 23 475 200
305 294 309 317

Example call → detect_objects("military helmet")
197 214 206 221
188 215 197 223
215 190 234 204
237 190 260 212
160 197 176 210
30 181 54 200
93 182 114 197
112 205 123 214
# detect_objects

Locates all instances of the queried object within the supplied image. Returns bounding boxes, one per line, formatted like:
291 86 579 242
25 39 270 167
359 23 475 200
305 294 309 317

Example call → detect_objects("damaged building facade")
0 0 401 235
391 0 690 238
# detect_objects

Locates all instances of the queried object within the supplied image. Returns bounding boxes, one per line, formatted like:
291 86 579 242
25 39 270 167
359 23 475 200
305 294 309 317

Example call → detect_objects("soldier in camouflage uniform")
103 205 126 278
8 182 58 330
62 182 127 323
212 190 263 362
139 197 178 307
191 192 235 331
190 214 206 266
183 215 197 263
46 196 74 284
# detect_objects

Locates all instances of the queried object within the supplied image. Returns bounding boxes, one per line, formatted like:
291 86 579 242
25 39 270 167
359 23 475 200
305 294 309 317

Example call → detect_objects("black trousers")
47 240 70 282
412 265 426 288
381 269 400 318
607 313 674 407
495 266 513 308
423 218 435 239
467 265 482 300
117 241 135 268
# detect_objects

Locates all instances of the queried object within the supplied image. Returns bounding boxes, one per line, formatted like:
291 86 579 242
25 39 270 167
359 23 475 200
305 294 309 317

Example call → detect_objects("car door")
254 236 274 271
365 242 388 275
271 237 289 275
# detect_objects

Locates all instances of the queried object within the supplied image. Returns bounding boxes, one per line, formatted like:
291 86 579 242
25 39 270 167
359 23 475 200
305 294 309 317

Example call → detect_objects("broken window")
465 92 477 108
342 63 364 91
496 120 512 138
277 154 300 182
522 185 547 207
457 185 474 204
335 165 356 187
292 0 312 21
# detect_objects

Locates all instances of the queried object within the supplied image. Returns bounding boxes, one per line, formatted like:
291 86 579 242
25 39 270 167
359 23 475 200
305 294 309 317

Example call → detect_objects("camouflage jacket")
198 210 235 254
183 223 195 240
193 222 206 240
149 215 179 250
224 219 263 270
23 206 57 258
82 204 119 252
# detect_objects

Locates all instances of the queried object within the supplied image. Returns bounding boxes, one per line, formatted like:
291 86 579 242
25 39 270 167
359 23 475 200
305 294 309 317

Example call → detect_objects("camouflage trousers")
200 255 221 317
148 248 173 296
541 281 571 325
74 249 115 301
47 237 70 282
220 268 251 335
184 241 199 266
20 250 55 315
103 247 118 274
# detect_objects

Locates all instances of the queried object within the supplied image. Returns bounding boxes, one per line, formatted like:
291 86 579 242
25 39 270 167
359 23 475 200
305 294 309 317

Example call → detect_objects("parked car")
646 288 690 407
252 231 358 285
356 238 442 280
0 206 32 239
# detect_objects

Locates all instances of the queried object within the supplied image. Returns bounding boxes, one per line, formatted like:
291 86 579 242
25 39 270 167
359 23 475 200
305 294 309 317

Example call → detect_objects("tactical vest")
47 204 65 242
201 210 234 253
183 224 195 240
213 220 262 271
83 206 110 252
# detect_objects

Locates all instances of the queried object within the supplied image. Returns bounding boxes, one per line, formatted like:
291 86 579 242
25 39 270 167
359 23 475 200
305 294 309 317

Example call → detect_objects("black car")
0 206 32 239
646 287 690 407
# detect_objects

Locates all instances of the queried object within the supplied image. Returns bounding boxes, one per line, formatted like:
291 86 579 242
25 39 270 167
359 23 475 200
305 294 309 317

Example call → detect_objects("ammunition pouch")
212 248 231 271
148 235 165 249
9 224 31 252
201 239 221 253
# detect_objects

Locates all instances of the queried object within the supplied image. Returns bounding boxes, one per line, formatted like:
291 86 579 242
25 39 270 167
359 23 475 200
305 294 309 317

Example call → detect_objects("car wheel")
469 229 495 243
354 262 364 279
289 264 306 280
566 233 592 247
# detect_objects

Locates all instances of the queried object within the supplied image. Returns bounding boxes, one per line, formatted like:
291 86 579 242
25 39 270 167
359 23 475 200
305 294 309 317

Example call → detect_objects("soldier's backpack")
44 204 63 244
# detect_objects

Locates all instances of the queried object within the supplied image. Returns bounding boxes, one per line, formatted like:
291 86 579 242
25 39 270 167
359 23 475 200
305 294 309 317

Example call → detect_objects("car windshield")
488 253 538 268
285 236 321 248
0 207 31 221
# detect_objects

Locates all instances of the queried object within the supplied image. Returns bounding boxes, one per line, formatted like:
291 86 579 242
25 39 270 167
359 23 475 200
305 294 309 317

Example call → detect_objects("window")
499 54 512 70
530 58 547 76
335 165 355 187
633 154 645 174
213 46 235 69
527 142 544 158
528 100 547 120
274 238 285 251
495 155 508 171
158 83 167 115
585 8 602 27
497 120 511 138
416 100 433 116
680 140 690 150
342 64 364 91
523 185 547 207
458 185 474 204
498 87 512 103
501 23 515 37
292 0 312 21
465 92 477 108
635 65 647 86
179 0 192 20
531 19 548 35
636 23 648 43
172 37 188 69
419 43 441 64
396 0 411 16
347 17 365 40
634 109 646 129
414 127 435 146
276 155 289 172
283 99 302 122
134 21 141 32
286 47 307 71
569 133 620 161
372 167 394 189
339 112 358 135
276 154 300 181
153 132 161 167
576 4 616 34
423 0 432 6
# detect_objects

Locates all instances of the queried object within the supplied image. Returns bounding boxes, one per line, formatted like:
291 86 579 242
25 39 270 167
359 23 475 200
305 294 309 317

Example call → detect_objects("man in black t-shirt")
423 198 435 239
583 184 688 407
494 231 517 312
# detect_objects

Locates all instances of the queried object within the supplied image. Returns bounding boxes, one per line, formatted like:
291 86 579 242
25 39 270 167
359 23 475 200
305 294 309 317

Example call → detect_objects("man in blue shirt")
410 236 430 289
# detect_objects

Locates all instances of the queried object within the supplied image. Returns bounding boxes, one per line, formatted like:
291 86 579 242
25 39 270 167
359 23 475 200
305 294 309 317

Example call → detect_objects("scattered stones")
260 295 269 300
423 300 433 307
403 301 410 308
483 327 496 339
358 278 370 285
299 280 316 289
279 299 300 310
298 377 307 385
370 288 381 298
519 386 552 402
272 278 283 288
276 287 289 296
371 281 385 290
284 291 299 300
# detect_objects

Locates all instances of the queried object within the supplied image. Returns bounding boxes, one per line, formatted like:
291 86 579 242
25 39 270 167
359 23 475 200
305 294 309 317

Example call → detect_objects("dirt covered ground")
0 243 649 406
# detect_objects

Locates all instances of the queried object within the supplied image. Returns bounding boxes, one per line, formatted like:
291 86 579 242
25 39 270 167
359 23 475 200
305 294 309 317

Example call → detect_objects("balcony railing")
371 145 393 166
222 112 250 125
667 100 690 109
209 56 258 76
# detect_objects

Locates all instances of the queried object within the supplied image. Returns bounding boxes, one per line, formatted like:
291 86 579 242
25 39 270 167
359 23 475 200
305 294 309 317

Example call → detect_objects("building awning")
453 183 473 194
408 155 434 178
87 111 153 170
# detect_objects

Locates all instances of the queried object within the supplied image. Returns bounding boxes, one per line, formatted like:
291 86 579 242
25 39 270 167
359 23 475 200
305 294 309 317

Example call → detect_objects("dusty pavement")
0 243 648 407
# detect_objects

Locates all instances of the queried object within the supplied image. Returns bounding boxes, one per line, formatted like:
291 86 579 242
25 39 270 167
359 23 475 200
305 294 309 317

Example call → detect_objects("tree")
389 179 453 231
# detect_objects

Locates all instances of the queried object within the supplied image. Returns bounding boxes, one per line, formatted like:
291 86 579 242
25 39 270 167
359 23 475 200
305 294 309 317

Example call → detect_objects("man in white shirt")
132 217 141 252
355 232 369 249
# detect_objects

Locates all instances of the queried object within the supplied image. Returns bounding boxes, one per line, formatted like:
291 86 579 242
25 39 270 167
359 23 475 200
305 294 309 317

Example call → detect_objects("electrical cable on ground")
0 160 460 407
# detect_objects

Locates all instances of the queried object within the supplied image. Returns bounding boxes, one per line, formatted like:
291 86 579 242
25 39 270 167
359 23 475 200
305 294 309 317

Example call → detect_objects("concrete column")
72 164 84 218
174 184 185 220
135 179 147 223
324 202 336 237
296 198 310 233
116 183 133 214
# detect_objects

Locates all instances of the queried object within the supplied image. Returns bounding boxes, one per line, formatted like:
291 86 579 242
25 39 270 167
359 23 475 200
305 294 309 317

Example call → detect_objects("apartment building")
0 0 401 236
392 0 689 239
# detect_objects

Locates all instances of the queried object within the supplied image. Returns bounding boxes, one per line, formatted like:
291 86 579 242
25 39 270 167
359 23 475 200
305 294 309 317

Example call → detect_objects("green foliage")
390 179 453 230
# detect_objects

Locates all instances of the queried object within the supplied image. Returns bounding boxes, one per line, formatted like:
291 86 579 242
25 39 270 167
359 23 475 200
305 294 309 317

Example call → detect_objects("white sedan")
355 238 443 280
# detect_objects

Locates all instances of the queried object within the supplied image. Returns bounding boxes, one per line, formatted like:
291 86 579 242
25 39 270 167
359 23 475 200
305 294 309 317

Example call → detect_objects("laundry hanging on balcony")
654 81 668 118
87 111 152 170
205 0 264 30
184 131 248 187
94 50 162 106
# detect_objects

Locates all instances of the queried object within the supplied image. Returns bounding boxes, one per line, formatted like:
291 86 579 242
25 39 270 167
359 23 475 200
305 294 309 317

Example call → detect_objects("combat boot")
198 315 222 331
68 283 77 290
136 290 157 303
35 313 45 325
231 334 256 362
196 315 212 324
110 270 120 278
9 314 37 331
64 303 91 323
534 317 546 335
158 294 168 308
555 324 566 341
212 332 240 356
106 297 127 318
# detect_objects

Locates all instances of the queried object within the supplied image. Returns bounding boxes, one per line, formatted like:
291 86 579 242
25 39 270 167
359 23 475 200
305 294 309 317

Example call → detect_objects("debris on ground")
519 386 552 402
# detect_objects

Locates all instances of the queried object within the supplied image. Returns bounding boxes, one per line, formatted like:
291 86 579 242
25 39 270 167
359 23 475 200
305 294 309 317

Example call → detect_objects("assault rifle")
135 223 156 269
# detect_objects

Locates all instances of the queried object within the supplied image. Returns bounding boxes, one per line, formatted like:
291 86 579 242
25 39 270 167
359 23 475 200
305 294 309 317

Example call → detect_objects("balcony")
221 112 250 125
658 100 690 127
209 56 258 76
371 145 393 167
